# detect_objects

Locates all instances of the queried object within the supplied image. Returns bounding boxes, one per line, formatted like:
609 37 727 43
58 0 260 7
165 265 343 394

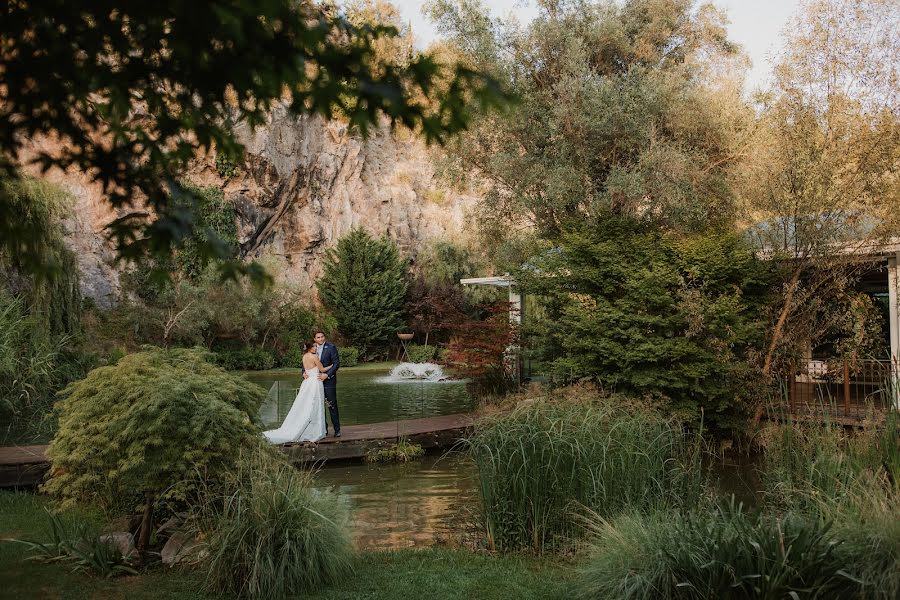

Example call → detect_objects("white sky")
392 0 802 93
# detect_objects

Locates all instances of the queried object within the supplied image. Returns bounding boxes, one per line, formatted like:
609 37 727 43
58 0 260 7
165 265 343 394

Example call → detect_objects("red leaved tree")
445 301 520 394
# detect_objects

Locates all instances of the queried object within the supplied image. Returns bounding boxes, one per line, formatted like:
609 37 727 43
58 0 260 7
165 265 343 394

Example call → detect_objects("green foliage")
365 439 425 463
214 347 276 371
519 217 773 434
172 185 238 281
759 417 900 599
273 304 338 368
1 1 507 279
0 176 81 336
428 0 747 248
12 509 137 579
340 346 360 368
318 229 408 357
467 388 703 553
405 343 438 363
44 348 266 515
0 289 92 442
198 451 353 599
577 503 865 600
214 153 239 179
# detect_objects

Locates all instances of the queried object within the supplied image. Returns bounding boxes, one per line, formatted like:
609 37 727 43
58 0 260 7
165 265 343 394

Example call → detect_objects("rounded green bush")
339 346 359 367
44 347 266 514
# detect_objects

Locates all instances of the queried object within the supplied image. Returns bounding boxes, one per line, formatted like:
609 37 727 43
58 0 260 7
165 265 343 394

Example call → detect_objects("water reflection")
246 369 475 428
312 453 477 550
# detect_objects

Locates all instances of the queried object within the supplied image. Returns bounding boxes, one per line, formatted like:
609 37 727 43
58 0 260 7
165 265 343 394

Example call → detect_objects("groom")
313 329 340 437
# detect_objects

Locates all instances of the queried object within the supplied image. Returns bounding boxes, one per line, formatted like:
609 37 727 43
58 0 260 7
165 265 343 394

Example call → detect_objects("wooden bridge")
0 413 474 489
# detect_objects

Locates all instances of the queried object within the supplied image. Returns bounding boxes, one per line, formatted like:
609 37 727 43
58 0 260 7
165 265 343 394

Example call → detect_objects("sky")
391 0 803 93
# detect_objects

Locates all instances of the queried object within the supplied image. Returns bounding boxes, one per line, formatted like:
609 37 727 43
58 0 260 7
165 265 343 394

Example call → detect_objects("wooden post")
789 360 796 416
843 359 850 418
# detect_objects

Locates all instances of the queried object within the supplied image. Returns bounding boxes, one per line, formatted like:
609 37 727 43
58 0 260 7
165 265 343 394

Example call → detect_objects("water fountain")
381 362 452 383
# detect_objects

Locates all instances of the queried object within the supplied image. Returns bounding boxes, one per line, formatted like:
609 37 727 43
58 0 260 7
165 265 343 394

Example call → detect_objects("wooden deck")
0 413 474 489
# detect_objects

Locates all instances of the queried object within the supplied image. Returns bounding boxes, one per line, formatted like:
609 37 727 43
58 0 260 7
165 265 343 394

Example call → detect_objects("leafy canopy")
427 0 749 250
317 229 407 356
0 0 508 278
44 347 266 513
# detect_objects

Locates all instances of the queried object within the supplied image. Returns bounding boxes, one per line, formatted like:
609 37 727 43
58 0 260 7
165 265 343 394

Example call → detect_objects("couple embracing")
263 330 341 444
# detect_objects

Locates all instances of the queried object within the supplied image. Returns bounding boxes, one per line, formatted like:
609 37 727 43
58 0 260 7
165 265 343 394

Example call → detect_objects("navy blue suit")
318 343 340 434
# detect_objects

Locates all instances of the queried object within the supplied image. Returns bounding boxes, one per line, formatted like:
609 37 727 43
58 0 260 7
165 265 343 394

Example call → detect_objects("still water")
243 367 480 550
244 367 475 428
312 453 478 550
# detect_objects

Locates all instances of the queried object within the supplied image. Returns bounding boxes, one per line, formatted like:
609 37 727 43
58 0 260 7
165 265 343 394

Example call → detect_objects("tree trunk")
137 494 155 562
751 265 803 426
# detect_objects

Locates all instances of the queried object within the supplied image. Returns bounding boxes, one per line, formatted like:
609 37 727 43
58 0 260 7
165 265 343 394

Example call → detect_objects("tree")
742 0 900 423
517 217 773 434
317 229 408 356
1 0 508 278
426 0 752 255
445 301 519 393
44 348 266 554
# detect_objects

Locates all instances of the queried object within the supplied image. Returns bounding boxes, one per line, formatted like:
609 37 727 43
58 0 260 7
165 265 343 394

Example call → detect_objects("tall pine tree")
318 229 407 357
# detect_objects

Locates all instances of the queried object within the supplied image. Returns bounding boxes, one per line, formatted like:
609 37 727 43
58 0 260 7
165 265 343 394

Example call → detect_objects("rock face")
29 108 478 307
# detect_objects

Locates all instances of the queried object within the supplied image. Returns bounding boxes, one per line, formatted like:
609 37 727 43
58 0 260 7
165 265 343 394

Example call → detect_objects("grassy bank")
0 491 571 600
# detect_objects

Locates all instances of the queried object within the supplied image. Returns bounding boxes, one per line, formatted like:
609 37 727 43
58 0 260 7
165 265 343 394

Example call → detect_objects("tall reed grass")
467 390 704 552
195 450 353 599
759 411 900 599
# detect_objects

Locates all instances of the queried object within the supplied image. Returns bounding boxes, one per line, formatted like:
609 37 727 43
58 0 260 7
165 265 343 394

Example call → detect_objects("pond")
312 453 478 550
307 451 762 551
244 366 475 428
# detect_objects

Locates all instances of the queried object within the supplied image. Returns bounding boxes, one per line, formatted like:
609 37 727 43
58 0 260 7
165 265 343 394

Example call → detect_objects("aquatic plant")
467 388 704 552
365 439 426 463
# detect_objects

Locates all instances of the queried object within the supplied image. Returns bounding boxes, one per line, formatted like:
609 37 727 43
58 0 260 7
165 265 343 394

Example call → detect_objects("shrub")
467 388 702 552
214 346 276 371
404 343 437 364
446 301 519 394
339 346 360 368
44 347 266 546
199 451 353 599
577 503 864 600
318 229 407 357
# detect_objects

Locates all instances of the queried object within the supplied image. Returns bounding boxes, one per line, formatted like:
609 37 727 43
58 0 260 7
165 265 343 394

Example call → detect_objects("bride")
263 341 331 444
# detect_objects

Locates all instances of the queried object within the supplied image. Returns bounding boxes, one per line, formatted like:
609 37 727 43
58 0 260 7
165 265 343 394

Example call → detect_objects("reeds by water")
467 390 705 553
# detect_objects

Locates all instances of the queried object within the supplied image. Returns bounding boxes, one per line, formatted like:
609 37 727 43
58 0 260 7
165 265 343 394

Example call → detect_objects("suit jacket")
318 343 340 387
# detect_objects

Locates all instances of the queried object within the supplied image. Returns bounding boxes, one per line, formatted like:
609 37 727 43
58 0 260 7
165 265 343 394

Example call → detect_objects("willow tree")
741 0 900 422
426 0 753 254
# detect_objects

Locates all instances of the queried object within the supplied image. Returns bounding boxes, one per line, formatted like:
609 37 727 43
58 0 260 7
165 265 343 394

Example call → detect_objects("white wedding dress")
263 367 326 443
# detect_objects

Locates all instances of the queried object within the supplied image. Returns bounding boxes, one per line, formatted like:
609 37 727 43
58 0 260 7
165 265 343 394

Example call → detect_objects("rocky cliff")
26 107 478 307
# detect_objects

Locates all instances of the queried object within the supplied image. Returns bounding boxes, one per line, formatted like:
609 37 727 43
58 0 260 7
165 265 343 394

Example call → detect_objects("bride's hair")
304 341 316 353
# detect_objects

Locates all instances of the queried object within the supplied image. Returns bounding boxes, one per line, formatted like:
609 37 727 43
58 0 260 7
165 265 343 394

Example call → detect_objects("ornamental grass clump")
467 389 703 552
759 413 900 599
198 451 353 599
576 503 864 600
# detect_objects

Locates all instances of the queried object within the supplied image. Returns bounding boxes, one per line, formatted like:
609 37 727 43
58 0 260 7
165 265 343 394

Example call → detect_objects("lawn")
0 491 572 600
